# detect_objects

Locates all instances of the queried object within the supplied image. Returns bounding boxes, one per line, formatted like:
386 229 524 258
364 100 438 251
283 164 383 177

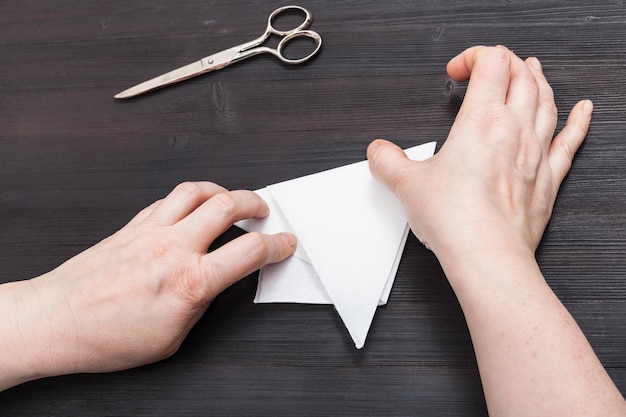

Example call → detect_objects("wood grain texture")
1 0 625 415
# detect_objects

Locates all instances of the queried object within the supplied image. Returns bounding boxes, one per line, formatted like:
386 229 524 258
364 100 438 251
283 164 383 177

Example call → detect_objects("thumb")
367 139 412 195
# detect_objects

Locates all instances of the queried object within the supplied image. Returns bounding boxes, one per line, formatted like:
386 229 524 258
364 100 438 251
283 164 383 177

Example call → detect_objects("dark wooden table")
2 1 625 415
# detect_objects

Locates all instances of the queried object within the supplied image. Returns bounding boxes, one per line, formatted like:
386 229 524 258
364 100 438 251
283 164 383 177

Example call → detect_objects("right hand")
367 45 592 263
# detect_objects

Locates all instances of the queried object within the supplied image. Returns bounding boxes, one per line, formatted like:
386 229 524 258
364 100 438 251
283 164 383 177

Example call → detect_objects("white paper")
236 142 436 348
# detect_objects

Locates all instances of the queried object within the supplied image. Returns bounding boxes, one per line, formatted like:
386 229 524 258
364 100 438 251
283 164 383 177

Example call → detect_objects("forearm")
439 250 626 416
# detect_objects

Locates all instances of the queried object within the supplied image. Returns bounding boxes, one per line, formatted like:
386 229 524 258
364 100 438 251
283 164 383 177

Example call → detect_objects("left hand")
10 182 296 382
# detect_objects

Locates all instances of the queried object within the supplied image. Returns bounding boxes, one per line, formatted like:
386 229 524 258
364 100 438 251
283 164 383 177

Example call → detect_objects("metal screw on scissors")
114 5 322 99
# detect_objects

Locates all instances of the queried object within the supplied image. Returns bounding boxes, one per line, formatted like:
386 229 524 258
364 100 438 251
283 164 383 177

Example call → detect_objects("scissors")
114 5 322 99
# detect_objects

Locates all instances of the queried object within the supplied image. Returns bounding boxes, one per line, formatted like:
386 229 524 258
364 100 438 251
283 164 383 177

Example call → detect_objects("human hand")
367 45 592 263
11 182 295 382
366 47 626 416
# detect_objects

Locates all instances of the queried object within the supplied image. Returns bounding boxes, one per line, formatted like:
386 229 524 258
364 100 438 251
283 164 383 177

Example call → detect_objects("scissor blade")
114 48 239 99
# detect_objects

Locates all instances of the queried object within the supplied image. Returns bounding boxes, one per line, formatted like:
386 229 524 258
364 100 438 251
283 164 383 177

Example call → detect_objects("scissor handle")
232 6 321 65
275 30 322 64
267 5 312 36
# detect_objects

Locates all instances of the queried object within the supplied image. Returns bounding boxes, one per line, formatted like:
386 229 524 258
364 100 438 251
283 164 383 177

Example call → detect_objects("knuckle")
515 139 543 180
556 138 576 162
493 46 511 59
210 192 240 219
246 232 272 262
174 181 204 200
543 83 556 104
486 45 512 64
541 101 558 119
171 261 208 306
520 69 539 90
147 238 173 259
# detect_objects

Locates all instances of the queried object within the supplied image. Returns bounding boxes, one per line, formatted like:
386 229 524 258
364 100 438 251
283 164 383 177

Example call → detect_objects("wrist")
436 245 543 303
0 273 79 391
0 279 46 390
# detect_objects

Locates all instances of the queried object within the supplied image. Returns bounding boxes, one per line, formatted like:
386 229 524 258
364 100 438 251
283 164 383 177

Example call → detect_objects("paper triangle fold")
237 142 436 348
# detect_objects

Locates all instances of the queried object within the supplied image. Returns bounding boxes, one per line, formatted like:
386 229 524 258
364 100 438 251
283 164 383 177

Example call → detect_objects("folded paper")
236 142 436 348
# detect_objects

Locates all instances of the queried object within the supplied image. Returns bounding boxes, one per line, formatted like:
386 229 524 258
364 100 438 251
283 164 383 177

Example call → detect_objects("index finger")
446 45 512 108
177 189 270 251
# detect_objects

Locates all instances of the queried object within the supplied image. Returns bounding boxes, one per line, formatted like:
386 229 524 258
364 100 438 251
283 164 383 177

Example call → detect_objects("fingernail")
582 99 594 116
367 139 384 161
528 57 542 71
368 139 382 153
281 232 297 248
